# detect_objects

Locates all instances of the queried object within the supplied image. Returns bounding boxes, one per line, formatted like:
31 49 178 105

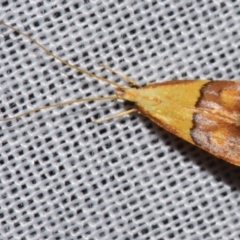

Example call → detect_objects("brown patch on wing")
191 81 240 165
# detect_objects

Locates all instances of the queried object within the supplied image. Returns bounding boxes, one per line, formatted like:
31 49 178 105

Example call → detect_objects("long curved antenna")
0 20 125 90
99 64 140 88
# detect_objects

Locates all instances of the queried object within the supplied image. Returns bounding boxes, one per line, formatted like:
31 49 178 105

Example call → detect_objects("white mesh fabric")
1 1 240 239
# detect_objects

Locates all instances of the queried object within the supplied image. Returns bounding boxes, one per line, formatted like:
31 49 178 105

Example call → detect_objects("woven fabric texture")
1 1 240 239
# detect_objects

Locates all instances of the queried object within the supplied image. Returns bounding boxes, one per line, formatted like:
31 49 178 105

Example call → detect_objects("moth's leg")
93 108 137 123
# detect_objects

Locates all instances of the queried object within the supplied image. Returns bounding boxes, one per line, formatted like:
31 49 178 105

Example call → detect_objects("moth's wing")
135 80 240 166
138 102 240 166
191 113 240 166
191 81 240 166
133 80 210 145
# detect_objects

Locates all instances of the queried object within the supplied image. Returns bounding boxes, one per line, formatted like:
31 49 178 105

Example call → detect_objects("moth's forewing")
125 80 240 166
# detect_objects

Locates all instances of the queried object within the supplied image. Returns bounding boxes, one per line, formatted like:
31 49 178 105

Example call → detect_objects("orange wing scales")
191 81 240 165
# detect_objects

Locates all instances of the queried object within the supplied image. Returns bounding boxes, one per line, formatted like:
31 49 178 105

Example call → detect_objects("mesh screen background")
1 1 240 239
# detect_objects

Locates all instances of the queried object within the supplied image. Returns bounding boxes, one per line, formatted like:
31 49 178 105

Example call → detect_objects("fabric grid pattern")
0 1 240 239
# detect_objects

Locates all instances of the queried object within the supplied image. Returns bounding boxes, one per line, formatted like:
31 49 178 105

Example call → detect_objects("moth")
1 21 240 166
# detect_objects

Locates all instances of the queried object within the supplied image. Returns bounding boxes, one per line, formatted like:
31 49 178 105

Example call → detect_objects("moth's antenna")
0 21 138 122
0 20 125 90
99 64 140 88
0 95 122 122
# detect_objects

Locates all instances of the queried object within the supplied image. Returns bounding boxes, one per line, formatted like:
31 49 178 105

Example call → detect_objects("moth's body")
121 80 240 166
1 20 240 166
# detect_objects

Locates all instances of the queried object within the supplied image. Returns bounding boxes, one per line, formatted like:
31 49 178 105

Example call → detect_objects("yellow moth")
1 21 240 166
